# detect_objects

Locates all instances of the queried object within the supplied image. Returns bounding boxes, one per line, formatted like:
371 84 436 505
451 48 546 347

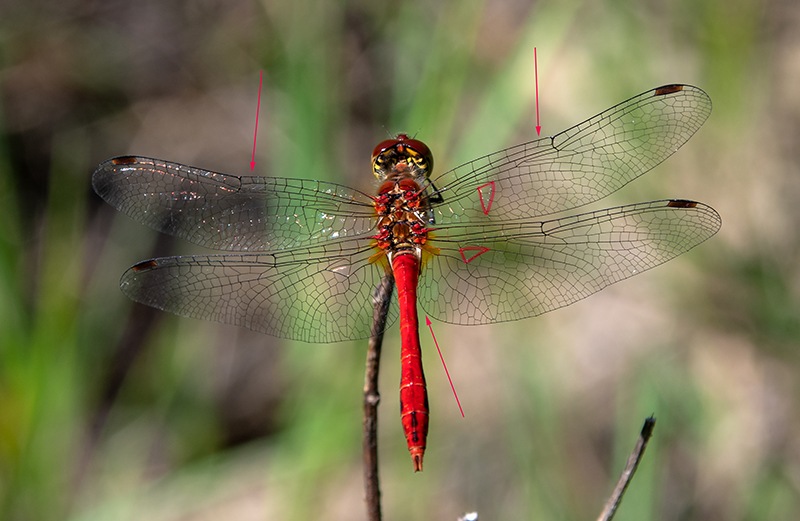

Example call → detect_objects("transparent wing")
426 85 712 223
119 240 397 343
418 200 721 324
92 156 377 251
96 85 719 341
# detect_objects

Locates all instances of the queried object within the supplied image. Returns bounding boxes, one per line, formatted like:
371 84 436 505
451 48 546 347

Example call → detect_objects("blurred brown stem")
596 416 656 521
364 274 394 521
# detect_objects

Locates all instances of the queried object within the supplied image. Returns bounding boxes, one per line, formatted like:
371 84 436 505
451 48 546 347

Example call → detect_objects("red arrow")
426 316 464 417
250 70 264 171
534 47 541 136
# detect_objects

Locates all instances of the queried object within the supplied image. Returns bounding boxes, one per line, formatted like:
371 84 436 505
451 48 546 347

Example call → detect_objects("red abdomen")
392 252 429 472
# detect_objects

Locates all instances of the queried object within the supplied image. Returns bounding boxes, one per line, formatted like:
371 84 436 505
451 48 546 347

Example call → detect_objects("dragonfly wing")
93 156 377 251
418 200 721 325
427 85 712 222
119 241 397 342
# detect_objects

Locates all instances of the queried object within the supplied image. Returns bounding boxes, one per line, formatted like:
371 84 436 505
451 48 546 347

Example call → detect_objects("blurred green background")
1 0 798 519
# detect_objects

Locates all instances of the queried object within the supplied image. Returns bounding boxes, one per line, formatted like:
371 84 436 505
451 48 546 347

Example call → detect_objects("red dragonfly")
93 84 720 472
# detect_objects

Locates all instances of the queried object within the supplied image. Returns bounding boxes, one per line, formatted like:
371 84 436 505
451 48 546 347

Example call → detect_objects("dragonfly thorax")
372 179 434 261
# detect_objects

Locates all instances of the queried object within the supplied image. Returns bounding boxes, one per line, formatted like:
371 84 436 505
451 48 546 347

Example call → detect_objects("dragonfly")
93 84 720 472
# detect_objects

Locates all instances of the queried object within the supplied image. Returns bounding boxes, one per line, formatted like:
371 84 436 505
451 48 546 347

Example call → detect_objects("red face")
371 134 434 180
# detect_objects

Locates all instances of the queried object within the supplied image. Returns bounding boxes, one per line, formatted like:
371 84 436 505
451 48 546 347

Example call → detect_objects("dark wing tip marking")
131 259 159 272
111 156 139 165
666 199 698 208
654 84 685 96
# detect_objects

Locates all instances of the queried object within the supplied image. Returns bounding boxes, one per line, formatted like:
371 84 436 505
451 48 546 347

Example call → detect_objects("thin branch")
363 274 394 521
596 416 657 521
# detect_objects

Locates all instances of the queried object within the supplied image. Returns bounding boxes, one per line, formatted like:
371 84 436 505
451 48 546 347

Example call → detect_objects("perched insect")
93 84 720 471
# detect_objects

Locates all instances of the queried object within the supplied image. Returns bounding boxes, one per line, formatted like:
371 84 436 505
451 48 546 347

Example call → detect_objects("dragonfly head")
371 134 433 181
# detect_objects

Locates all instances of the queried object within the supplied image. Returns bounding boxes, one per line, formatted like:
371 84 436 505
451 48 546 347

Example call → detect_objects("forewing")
418 200 721 325
92 156 377 251
119 242 396 343
426 85 712 223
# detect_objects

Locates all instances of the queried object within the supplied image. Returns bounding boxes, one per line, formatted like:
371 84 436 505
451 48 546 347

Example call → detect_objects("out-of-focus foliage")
1 0 798 520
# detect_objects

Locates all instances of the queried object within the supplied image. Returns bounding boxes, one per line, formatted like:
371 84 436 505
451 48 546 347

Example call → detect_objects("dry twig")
596 416 657 521
363 275 394 521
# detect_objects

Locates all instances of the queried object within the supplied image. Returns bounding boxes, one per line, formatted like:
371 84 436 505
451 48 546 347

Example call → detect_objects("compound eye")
372 138 401 160
401 138 431 159
371 134 435 175
399 138 433 173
